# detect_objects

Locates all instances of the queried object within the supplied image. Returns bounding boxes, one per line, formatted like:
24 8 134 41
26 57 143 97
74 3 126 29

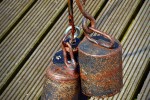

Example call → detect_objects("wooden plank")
95 0 143 39
113 0 149 99
0 0 36 41
0 0 67 92
91 0 150 99
0 0 106 100
137 72 150 100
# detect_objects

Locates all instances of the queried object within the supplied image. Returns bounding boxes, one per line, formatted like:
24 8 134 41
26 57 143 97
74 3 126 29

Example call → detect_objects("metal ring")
64 26 80 38
89 27 115 48
82 18 115 48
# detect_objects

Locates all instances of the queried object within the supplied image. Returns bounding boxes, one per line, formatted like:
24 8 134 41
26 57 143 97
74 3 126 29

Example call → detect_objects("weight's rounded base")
41 76 79 100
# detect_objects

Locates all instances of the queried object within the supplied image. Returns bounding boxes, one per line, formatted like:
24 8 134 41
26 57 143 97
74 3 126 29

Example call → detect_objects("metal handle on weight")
62 31 77 76
82 18 115 48
75 0 114 48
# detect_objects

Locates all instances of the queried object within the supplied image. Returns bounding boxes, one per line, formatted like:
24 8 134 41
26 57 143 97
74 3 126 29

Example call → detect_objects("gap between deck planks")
0 0 36 42
137 71 150 100
0 0 68 94
0 0 107 99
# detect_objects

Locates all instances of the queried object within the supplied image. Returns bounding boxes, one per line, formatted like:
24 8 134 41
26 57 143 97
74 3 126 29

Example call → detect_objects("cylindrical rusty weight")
41 50 80 100
78 36 123 97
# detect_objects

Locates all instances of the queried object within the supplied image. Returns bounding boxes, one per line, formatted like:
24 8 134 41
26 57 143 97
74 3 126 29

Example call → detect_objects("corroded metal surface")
41 50 80 100
78 36 123 97
42 77 79 100
41 37 81 100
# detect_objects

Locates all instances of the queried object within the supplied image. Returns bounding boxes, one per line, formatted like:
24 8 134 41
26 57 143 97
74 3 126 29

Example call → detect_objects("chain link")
75 0 115 48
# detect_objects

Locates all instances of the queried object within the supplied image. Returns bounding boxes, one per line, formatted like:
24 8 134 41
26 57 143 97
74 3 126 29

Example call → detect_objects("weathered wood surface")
0 0 149 99
0 0 35 41
0 0 67 92
95 0 142 39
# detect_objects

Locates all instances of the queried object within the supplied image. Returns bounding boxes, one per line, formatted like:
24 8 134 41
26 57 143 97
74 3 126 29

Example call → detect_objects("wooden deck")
0 0 149 100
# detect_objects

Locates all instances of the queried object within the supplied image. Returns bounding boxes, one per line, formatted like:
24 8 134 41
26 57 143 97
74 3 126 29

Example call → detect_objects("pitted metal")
41 50 80 100
78 36 123 97
41 27 81 99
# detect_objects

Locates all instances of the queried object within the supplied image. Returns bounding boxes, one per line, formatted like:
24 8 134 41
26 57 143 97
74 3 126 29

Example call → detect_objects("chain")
61 0 79 76
68 0 75 43
75 0 115 48
62 30 77 76
61 0 115 75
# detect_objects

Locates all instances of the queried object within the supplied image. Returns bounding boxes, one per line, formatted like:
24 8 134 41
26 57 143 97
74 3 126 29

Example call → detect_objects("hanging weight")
41 28 81 99
41 50 79 100
78 31 123 97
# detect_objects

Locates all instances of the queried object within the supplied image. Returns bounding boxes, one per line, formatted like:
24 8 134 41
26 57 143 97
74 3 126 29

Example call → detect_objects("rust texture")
78 36 123 97
41 49 80 100
76 0 123 97
41 8 81 97
41 36 81 100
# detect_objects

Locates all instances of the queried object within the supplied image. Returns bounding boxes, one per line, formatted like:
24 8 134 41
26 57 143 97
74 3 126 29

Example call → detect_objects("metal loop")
62 41 77 72
64 26 80 38
83 18 115 48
